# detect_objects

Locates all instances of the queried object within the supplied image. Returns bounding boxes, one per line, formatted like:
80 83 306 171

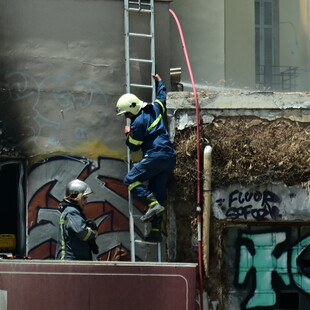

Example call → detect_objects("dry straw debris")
173 116 310 199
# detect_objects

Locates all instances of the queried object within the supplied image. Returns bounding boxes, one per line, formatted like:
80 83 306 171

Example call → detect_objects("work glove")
86 219 98 231
88 239 99 254
86 219 99 254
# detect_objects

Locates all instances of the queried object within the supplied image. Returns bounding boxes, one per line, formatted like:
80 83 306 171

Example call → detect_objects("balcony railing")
256 65 298 91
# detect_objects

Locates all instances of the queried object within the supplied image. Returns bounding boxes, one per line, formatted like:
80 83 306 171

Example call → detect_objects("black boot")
144 215 163 243
140 193 165 223
144 229 162 243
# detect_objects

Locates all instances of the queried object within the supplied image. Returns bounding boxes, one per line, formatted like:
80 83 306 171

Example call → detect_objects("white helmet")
116 93 146 115
64 179 93 204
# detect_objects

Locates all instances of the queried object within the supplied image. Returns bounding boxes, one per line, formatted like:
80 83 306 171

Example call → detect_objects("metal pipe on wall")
203 145 212 275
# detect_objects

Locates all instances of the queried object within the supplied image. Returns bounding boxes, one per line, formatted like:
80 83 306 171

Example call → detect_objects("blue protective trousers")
124 154 176 205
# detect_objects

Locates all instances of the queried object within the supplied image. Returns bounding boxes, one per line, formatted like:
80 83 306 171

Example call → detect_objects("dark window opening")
0 161 24 256
297 245 310 278
278 292 299 309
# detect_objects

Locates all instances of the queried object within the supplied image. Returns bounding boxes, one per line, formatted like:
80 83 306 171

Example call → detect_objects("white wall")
170 0 225 89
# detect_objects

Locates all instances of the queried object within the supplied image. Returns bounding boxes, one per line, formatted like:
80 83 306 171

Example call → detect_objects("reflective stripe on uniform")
128 136 143 146
128 181 143 191
148 114 162 131
82 227 93 241
59 214 67 260
60 218 67 225
147 99 164 131
148 200 158 207
155 99 165 113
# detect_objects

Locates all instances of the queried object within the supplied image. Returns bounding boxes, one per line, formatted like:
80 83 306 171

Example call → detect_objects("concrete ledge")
167 91 310 110
167 91 310 133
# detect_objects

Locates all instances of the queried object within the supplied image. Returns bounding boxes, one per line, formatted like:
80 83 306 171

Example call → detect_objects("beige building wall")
170 0 225 89
224 0 256 89
171 0 310 91
170 0 256 90
279 1 301 67
279 0 310 91
278 0 310 91
299 0 310 63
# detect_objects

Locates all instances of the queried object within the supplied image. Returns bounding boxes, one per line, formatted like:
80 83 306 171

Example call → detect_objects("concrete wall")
0 0 171 159
0 0 124 157
213 184 310 221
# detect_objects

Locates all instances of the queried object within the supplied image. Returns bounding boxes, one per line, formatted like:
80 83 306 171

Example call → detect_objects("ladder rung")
135 239 159 245
129 32 152 38
130 83 153 89
129 0 152 5
128 1 153 11
128 8 152 13
130 57 152 63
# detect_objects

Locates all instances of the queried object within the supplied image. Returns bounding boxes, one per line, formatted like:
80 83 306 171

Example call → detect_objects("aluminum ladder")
124 0 161 262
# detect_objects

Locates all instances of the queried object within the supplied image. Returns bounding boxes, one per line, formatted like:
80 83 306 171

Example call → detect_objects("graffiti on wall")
27 155 149 261
235 229 310 309
3 71 107 151
215 189 281 220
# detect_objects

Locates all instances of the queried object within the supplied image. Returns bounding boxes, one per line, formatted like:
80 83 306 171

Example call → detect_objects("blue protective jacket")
126 80 175 158
55 204 96 261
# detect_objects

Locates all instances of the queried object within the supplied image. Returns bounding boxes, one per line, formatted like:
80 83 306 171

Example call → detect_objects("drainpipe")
203 145 212 275
169 9 204 310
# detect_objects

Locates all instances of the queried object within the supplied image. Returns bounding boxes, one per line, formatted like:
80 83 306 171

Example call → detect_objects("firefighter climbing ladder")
124 0 161 262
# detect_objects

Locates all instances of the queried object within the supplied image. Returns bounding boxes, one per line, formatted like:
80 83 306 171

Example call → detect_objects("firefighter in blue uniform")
55 179 98 260
116 74 176 242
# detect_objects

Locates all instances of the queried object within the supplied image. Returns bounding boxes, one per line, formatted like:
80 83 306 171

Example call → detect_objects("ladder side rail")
150 0 156 101
150 0 160 256
124 0 136 262
124 0 131 94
